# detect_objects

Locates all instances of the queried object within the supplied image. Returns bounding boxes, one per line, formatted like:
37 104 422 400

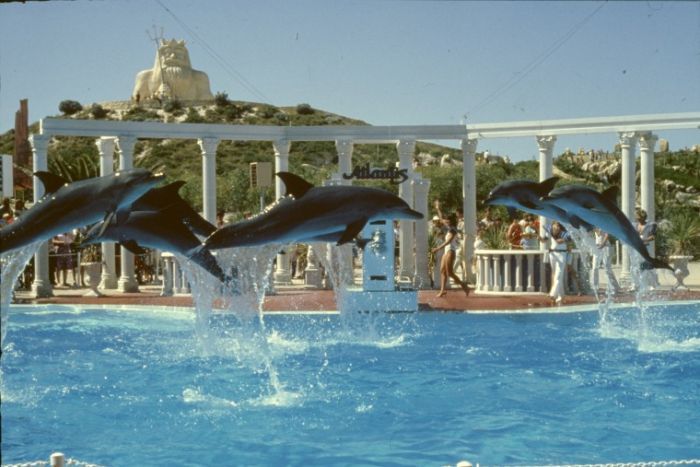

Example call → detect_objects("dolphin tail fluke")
642 257 674 272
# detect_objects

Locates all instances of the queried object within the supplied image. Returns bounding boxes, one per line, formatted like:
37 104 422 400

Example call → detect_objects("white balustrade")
475 249 548 294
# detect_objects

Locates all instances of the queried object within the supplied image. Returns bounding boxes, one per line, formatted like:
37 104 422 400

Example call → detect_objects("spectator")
544 221 568 305
53 231 76 287
506 217 523 249
431 213 470 298
590 228 620 293
636 208 659 287
564 232 584 296
13 199 26 218
454 208 467 280
520 215 539 250
0 197 12 218
431 201 448 287
479 207 495 230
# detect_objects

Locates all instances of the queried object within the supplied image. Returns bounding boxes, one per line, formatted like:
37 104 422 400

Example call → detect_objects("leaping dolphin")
541 184 672 271
0 169 164 255
483 177 593 231
204 172 423 250
81 181 225 281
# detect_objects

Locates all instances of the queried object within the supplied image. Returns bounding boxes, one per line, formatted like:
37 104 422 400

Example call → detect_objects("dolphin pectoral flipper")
97 212 117 237
119 239 146 255
568 215 593 231
519 200 540 210
34 171 68 194
337 218 368 245
276 172 314 198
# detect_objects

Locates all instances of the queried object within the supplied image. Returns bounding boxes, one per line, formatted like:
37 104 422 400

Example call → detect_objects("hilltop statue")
132 39 214 102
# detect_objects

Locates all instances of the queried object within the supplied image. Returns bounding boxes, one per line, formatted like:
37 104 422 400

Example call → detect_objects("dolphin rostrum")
1 169 164 255
541 184 672 271
81 181 225 281
204 172 423 250
484 177 593 230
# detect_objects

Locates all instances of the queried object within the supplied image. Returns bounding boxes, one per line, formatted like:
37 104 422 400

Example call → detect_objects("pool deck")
12 262 700 312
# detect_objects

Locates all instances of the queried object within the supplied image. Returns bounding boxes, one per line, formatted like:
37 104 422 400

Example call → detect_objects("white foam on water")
637 336 700 353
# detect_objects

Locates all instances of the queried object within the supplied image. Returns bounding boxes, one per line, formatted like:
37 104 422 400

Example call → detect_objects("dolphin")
81 181 225 281
483 177 593 231
1 168 164 255
204 171 423 250
541 184 672 271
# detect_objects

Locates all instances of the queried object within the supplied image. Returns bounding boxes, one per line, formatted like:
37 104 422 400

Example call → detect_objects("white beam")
467 112 700 139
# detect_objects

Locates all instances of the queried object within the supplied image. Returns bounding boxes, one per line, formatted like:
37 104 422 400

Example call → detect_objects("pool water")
2 303 699 466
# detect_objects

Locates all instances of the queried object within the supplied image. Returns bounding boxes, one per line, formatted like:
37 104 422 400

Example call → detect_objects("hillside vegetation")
1 97 698 257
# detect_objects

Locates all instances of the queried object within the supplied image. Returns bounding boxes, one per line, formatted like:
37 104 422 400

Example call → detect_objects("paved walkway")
12 262 700 312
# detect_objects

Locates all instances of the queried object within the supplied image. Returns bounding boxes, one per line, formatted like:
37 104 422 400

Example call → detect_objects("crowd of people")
429 200 659 304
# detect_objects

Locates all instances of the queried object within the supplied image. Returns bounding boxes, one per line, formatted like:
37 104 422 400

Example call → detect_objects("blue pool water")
2 303 700 466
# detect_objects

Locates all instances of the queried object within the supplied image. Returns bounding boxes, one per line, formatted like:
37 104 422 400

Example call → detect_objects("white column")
273 139 292 284
198 137 219 224
334 139 355 281
462 138 478 283
619 131 638 276
536 135 557 289
96 137 118 289
536 135 557 237
273 139 290 200
160 253 174 297
116 135 139 293
412 174 431 289
397 139 416 279
335 139 354 185
638 132 658 256
29 134 53 298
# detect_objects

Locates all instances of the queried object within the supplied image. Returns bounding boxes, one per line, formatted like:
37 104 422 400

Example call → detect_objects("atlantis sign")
342 163 409 184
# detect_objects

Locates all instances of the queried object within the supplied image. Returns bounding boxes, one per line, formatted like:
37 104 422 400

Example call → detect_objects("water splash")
177 244 285 396
1 241 42 349
563 224 697 352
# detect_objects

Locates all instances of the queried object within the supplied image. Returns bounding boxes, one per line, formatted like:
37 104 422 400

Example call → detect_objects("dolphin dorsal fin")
34 171 68 194
535 177 559 196
601 186 619 204
132 181 187 211
276 172 314 198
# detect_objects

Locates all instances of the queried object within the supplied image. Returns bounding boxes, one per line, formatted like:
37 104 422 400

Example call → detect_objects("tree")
296 103 314 115
214 92 230 107
90 104 108 120
59 100 83 116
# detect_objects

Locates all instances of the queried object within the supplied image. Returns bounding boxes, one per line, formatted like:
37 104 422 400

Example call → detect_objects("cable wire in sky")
155 0 272 103
467 0 608 119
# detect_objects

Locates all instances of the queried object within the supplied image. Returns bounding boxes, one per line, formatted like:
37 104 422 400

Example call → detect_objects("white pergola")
28 112 700 297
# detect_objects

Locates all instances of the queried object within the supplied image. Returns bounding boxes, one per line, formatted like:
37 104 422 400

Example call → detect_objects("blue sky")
1 0 698 161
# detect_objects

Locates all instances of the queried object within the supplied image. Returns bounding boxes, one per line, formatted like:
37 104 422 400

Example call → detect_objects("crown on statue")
160 39 186 48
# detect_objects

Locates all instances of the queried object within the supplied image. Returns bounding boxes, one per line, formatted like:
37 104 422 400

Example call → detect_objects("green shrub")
184 107 206 123
214 92 230 107
163 99 183 114
90 104 108 119
122 106 161 122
